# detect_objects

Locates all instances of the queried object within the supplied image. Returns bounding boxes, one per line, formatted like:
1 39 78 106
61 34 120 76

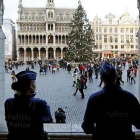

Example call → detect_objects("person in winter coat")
73 77 80 96
130 69 135 84
127 68 131 82
55 108 66 123
72 70 77 87
67 64 71 74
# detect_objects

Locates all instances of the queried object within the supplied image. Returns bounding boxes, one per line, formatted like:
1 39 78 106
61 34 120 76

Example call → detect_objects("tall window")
115 36 118 43
99 27 102 32
48 11 53 18
104 28 107 33
96 27 98 32
126 28 129 33
121 45 124 49
121 28 124 33
121 35 124 43
110 36 113 43
115 28 117 33
130 28 133 33
96 21 98 25
130 35 133 43
104 35 107 43
109 28 112 33
99 35 102 40
96 35 98 40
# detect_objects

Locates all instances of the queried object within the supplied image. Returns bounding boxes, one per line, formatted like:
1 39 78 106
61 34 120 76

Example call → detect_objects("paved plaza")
5 64 138 124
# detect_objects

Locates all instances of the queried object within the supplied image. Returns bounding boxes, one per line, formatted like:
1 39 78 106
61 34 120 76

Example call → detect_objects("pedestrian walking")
11 70 16 83
73 77 80 96
72 70 77 87
130 69 135 84
127 68 131 82
79 75 85 99
88 67 93 82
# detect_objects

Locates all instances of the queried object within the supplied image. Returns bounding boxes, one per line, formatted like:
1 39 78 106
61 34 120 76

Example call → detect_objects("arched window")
115 28 117 33
104 28 107 33
48 11 53 18
109 28 112 33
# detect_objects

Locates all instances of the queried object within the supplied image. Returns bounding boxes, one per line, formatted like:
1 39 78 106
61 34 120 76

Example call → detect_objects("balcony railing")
0 124 140 140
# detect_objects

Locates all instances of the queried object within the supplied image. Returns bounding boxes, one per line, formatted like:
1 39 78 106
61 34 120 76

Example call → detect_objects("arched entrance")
56 48 61 59
19 48 24 61
33 48 39 60
40 48 46 60
26 48 31 61
48 48 53 59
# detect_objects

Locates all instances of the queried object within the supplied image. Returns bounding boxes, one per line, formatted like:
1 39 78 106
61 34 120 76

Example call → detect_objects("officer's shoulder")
121 89 138 100
89 90 105 99
5 98 14 104
30 98 48 106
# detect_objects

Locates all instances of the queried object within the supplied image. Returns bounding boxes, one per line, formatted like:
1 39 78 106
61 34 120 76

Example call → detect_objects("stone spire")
78 0 81 6
18 0 22 8
46 0 55 8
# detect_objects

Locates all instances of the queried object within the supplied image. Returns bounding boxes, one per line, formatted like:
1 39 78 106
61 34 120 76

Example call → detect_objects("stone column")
39 35 40 45
17 49 20 61
46 49 48 59
137 0 140 102
53 35 55 46
53 48 56 59
0 1 6 127
39 48 41 60
24 48 26 62
31 48 34 61
61 48 63 59
46 35 48 45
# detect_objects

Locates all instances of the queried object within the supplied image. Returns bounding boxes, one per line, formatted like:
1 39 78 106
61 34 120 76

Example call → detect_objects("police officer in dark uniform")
5 71 52 140
82 62 140 140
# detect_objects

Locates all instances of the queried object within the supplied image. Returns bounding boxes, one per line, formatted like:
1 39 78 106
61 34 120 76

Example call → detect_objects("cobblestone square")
5 64 138 124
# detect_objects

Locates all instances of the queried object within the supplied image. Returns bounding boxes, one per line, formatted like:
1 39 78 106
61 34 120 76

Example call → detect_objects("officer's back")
5 71 52 140
82 62 140 140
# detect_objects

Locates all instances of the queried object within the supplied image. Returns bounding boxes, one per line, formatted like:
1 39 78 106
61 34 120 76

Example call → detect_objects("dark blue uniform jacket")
5 93 52 140
82 85 140 140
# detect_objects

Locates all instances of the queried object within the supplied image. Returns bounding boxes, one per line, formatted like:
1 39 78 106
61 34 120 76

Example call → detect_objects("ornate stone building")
3 19 16 61
16 0 76 61
91 10 139 58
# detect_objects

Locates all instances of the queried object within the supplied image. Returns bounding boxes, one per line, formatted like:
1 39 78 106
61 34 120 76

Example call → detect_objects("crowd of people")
4 56 140 140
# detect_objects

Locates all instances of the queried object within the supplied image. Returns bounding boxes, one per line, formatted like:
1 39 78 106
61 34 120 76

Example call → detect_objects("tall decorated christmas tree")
64 0 97 63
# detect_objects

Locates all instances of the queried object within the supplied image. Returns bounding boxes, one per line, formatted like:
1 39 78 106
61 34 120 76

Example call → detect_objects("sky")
3 0 139 24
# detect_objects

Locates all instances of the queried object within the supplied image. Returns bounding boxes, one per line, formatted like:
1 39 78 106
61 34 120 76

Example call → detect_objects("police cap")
16 71 37 81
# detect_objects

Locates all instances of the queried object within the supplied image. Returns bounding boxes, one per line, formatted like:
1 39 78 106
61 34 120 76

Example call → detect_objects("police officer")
82 62 140 140
5 71 52 140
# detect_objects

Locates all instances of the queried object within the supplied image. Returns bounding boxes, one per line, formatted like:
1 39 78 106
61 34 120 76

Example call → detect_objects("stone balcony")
0 124 140 140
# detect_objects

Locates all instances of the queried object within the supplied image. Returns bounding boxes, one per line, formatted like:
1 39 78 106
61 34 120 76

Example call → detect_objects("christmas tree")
64 0 97 63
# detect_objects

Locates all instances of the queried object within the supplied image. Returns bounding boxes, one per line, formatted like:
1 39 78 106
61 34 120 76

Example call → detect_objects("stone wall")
0 0 6 127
